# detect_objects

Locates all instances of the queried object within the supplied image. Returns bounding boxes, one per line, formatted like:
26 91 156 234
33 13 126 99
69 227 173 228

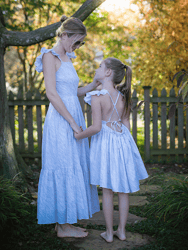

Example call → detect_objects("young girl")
74 57 148 242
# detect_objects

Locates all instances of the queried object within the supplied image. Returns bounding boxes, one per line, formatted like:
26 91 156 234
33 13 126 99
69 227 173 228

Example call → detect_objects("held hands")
74 130 81 140
70 121 83 134
69 120 83 140
74 126 83 140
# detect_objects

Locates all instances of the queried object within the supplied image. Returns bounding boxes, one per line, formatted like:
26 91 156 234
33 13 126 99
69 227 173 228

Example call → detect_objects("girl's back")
100 90 125 122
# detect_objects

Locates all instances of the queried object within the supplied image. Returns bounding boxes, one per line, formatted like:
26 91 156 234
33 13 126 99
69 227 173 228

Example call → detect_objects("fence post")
36 90 42 154
79 96 85 114
8 91 15 144
143 86 151 161
178 101 184 162
26 91 34 154
185 95 188 160
152 88 158 161
132 90 138 144
161 88 167 162
44 94 49 115
17 88 25 153
169 88 176 162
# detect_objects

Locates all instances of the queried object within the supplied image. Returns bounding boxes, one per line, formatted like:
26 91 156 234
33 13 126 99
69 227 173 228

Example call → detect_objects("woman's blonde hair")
56 15 87 38
104 57 132 113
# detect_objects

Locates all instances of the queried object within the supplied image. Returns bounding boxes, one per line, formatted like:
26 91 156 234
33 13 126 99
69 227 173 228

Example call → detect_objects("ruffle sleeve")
84 89 108 106
35 48 77 73
66 51 77 59
35 47 56 73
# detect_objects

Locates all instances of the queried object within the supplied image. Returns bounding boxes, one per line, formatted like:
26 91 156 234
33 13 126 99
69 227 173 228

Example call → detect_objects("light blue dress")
35 48 100 224
84 89 148 193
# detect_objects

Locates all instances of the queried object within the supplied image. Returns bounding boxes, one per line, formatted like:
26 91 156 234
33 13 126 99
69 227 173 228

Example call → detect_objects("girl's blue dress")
84 89 148 193
35 48 100 224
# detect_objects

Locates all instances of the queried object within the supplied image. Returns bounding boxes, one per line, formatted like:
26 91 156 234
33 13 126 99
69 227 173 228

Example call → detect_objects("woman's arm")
77 77 101 97
43 52 81 133
74 96 102 140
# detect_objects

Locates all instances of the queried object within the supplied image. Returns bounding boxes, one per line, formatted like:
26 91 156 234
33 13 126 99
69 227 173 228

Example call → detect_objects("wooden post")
17 88 25 153
178 101 184 162
35 90 42 154
185 96 188 159
79 95 85 114
8 91 15 144
161 88 167 162
143 86 151 161
186 96 188 160
132 90 138 144
44 94 49 115
152 88 158 162
169 88 176 162
26 91 34 154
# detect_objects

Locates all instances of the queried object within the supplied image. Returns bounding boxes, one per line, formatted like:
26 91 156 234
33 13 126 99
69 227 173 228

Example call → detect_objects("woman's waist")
57 93 78 99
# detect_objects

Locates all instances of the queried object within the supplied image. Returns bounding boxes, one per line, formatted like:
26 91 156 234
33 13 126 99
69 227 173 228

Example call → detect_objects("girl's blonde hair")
56 15 87 38
104 57 132 113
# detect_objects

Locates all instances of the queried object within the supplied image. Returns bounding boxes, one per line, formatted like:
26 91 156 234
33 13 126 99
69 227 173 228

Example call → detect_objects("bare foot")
113 230 126 241
100 232 113 243
57 224 88 238
55 223 86 232
70 224 86 232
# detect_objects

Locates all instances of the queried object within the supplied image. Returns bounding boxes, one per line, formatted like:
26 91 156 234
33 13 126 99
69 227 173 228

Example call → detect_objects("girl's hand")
74 131 79 139
74 126 83 140
70 121 82 133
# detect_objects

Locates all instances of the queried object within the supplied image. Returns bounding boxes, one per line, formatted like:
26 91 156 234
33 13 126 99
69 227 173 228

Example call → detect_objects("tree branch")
2 0 106 47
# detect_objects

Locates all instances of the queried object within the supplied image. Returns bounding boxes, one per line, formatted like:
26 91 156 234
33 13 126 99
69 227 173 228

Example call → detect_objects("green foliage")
145 178 188 227
1 205 75 250
0 176 29 232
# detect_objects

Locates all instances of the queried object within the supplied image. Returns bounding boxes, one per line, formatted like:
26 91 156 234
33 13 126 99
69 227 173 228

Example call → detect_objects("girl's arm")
74 96 102 140
43 52 81 133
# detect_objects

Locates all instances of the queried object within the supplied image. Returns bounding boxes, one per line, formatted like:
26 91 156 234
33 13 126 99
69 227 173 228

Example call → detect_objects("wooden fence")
8 86 188 162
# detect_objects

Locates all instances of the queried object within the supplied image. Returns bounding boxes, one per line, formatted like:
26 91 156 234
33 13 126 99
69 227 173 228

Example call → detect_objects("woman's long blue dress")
35 48 100 224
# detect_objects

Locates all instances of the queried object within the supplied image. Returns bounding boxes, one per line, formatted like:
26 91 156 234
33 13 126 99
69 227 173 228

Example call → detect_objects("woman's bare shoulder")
42 51 55 61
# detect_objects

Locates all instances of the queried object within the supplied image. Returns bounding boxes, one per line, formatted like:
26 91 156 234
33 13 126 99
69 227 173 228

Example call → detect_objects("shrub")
0 176 29 232
145 178 188 227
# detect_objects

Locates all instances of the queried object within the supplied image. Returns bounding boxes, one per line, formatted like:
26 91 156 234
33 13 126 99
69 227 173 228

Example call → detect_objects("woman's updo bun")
56 16 87 38
60 15 68 23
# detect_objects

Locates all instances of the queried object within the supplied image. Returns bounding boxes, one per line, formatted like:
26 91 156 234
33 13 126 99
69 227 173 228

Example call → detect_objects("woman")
35 16 100 238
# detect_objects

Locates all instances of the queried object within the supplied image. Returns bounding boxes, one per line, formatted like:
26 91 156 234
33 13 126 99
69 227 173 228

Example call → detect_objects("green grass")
137 127 145 159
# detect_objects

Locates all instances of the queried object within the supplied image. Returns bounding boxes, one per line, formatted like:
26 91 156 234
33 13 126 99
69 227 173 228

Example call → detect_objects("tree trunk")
0 47 19 178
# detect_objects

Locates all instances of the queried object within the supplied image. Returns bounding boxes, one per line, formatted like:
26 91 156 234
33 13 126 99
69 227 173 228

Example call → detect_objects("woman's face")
63 33 86 53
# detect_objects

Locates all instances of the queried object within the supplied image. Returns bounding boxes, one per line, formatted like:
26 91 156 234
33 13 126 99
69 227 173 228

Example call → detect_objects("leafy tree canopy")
3 0 137 95
132 0 188 94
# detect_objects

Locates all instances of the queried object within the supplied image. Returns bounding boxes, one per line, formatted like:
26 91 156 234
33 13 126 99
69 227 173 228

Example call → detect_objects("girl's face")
95 61 107 81
62 33 86 53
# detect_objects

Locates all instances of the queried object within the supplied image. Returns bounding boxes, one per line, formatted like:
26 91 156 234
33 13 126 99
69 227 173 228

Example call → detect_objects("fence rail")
8 87 188 162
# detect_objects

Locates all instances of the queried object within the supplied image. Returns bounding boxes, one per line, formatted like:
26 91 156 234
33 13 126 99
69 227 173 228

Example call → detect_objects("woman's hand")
92 75 101 89
70 121 83 134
